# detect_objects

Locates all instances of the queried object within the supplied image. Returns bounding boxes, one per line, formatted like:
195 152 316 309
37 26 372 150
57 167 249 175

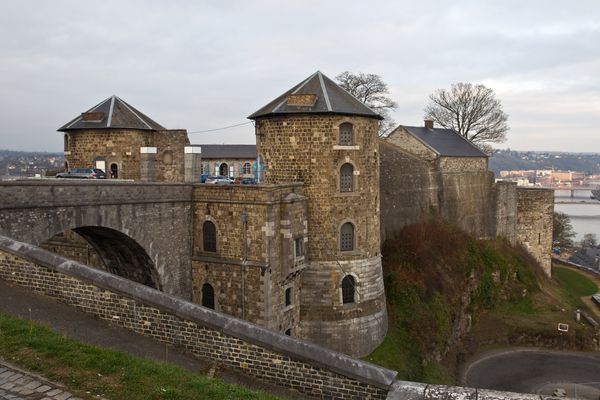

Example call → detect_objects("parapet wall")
0 235 394 399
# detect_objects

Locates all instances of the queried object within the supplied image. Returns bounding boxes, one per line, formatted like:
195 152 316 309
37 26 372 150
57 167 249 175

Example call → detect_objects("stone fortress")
48 71 553 358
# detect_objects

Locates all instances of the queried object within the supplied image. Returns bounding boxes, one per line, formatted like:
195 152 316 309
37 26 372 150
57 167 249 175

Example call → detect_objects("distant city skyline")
1 1 599 152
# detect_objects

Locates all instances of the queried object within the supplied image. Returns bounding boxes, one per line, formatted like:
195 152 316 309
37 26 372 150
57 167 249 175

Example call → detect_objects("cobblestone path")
0 362 83 400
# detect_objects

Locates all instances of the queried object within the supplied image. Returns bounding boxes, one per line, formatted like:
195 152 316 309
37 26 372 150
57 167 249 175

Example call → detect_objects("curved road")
463 348 600 399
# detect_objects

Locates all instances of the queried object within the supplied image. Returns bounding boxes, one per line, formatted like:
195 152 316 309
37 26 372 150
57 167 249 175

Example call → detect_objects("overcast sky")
1 1 599 152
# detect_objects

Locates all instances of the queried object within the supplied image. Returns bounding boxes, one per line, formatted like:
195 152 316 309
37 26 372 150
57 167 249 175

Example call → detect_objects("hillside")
366 221 599 384
489 149 600 177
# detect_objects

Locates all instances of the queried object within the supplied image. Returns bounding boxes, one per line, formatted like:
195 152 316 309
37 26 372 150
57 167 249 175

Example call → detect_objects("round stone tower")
249 71 387 356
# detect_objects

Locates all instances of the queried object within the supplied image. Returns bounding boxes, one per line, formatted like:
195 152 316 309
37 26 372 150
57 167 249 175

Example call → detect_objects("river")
553 189 600 242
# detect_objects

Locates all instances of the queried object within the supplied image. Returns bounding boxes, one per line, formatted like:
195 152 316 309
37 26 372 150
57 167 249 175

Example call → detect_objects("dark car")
234 177 256 185
56 168 106 179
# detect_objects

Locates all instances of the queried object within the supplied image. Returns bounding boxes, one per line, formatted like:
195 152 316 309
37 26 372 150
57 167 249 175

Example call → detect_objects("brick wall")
0 236 394 399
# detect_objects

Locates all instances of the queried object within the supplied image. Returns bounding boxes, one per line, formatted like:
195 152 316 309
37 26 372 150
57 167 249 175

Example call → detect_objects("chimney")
424 119 434 129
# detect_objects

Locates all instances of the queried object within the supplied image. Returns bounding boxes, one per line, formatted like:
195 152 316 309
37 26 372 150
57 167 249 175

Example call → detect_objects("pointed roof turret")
58 95 165 132
248 71 383 120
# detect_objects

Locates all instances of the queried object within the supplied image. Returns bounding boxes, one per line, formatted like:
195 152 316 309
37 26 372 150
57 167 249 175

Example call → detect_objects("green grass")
553 266 597 299
0 312 278 400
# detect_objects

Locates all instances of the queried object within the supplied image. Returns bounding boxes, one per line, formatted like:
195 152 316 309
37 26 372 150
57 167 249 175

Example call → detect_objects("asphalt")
462 348 600 399
0 280 306 400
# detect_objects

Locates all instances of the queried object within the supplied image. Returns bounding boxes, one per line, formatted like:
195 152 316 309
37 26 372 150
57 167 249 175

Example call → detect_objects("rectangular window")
294 237 303 258
285 287 292 306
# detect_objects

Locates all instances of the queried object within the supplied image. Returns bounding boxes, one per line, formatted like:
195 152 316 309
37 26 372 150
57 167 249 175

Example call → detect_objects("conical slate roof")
58 95 165 132
248 71 382 120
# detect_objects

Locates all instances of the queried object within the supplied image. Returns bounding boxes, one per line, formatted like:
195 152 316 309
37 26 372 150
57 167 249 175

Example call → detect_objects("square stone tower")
249 71 387 356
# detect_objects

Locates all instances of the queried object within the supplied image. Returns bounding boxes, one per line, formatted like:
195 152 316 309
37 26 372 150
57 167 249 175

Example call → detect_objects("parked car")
234 177 257 185
205 175 233 184
56 168 106 179
200 173 210 183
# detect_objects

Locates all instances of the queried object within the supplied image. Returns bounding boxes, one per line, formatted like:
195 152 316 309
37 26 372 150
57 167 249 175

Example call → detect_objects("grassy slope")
366 221 599 385
0 312 277 400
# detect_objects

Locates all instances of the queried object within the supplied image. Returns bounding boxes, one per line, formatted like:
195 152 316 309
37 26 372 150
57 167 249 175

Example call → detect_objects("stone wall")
0 236 395 399
493 181 518 243
516 188 554 276
64 128 189 182
255 114 387 357
384 127 437 160
0 180 193 298
379 141 496 241
191 183 308 335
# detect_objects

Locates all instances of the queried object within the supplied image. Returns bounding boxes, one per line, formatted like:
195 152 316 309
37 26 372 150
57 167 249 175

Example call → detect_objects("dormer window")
339 123 353 145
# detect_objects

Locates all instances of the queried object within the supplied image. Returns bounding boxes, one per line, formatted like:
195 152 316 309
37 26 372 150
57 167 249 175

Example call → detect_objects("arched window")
342 275 355 304
340 222 354 251
340 163 354 192
219 163 228 176
201 283 215 309
243 162 251 175
339 123 353 146
203 221 217 252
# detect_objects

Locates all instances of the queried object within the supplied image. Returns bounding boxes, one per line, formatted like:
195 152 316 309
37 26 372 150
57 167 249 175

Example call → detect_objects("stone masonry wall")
0 181 193 298
379 141 496 241
154 129 189 182
0 237 394 399
65 128 189 182
255 114 387 357
493 181 518 243
516 188 554 276
384 127 437 161
65 129 153 180
191 184 307 334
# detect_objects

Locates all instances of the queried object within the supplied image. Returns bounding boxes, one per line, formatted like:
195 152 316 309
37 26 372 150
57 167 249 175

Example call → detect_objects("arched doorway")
41 227 160 290
110 163 118 179
219 163 228 176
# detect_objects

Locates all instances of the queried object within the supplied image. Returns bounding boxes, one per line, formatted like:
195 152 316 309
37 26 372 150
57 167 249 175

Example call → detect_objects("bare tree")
581 233 598 248
336 71 397 137
553 212 575 249
424 83 509 153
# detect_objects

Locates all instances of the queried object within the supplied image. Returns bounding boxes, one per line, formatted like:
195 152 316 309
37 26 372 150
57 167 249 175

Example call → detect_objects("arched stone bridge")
0 180 193 298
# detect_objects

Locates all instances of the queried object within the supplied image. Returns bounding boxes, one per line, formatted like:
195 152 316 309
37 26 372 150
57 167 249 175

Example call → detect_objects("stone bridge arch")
0 181 193 298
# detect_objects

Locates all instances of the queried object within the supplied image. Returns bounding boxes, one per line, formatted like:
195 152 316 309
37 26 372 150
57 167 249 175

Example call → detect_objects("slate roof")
568 248 600 270
248 71 382 120
194 144 257 159
58 95 165 132
401 126 487 157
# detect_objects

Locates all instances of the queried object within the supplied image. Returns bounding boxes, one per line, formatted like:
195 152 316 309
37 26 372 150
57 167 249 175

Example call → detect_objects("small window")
243 162 251 175
163 151 173 165
294 237 303 258
285 287 292 306
285 329 292 336
203 221 217 252
202 283 215 309
342 275 355 304
340 163 354 192
64 134 69 151
339 123 353 146
340 222 354 251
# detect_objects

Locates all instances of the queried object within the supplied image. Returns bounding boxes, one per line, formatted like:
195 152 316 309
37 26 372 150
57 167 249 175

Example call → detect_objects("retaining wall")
0 235 394 399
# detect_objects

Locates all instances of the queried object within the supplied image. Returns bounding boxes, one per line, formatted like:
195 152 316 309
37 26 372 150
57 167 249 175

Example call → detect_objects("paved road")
0 361 83 400
463 348 600 399
0 280 305 399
